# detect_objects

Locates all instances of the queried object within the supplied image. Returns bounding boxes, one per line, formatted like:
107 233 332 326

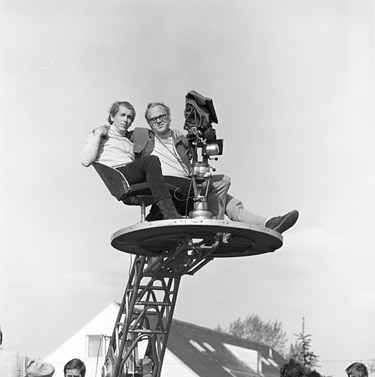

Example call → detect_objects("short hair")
107 101 136 124
144 102 171 120
346 363 368 377
64 358 86 377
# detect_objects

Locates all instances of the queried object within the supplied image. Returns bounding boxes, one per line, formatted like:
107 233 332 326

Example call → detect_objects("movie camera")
183 91 224 218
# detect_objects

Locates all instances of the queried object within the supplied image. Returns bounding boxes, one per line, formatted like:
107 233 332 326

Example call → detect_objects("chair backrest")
92 162 193 221
93 162 178 207
93 162 163 222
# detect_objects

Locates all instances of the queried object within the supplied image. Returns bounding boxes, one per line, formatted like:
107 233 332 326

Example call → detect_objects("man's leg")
205 175 231 219
118 156 181 219
164 176 194 215
163 176 193 199
145 176 193 220
225 194 267 225
120 156 171 202
226 194 299 233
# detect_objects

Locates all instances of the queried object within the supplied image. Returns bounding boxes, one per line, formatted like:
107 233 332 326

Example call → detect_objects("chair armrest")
93 162 131 201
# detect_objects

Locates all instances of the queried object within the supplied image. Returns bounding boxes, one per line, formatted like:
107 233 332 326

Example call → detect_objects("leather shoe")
265 210 299 234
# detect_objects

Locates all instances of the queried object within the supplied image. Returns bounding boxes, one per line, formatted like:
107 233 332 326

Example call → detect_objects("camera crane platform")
100 90 285 377
101 220 283 377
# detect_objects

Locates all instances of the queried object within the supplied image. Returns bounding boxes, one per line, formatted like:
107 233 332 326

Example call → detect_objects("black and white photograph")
1 1 374 377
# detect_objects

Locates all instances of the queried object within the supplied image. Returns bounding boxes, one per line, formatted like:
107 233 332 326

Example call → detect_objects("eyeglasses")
148 114 168 125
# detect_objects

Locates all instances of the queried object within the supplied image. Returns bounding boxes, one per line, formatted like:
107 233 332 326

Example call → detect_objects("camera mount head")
183 90 224 219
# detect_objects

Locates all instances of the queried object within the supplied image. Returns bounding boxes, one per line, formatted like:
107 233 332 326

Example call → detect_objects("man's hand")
172 129 185 138
93 125 109 139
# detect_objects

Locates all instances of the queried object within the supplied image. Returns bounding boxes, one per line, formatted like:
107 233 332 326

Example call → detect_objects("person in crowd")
345 362 368 377
0 325 55 377
64 358 86 377
81 101 182 219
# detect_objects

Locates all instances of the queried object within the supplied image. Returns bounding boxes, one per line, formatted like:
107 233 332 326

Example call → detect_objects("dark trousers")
164 176 193 199
137 175 194 220
164 176 194 215
116 155 171 203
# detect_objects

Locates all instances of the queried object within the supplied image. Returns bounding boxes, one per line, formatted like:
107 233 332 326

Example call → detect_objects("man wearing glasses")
132 101 299 233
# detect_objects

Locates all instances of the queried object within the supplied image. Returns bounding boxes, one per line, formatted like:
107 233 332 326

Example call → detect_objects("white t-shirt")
151 133 190 178
94 128 135 168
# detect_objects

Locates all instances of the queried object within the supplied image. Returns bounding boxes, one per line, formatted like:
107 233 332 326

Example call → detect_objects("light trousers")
208 175 267 225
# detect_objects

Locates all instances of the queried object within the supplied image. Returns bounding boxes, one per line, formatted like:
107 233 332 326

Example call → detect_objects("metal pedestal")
102 220 283 377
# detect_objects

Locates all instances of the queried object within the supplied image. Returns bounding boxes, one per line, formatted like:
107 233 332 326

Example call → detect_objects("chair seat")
121 182 181 207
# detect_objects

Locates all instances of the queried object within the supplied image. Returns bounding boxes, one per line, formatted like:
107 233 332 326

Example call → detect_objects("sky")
0 1 374 376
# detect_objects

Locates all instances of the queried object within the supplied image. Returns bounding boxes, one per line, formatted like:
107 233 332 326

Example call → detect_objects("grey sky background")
1 1 374 376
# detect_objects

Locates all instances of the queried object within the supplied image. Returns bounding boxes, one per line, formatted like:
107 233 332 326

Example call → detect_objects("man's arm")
80 126 109 167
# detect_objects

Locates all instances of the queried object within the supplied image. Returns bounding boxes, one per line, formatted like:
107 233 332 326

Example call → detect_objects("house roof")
168 319 286 377
45 302 286 377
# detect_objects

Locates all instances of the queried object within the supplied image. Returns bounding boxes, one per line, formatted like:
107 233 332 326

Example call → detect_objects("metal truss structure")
101 233 222 377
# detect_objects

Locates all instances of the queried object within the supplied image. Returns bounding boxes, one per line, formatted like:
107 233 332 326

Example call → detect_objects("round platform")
111 219 283 258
